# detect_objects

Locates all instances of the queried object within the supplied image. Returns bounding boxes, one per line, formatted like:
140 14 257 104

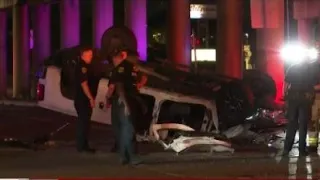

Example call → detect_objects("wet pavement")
0 104 319 178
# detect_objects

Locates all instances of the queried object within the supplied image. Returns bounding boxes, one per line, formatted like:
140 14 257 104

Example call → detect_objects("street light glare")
280 43 318 64
280 43 308 63
308 47 319 60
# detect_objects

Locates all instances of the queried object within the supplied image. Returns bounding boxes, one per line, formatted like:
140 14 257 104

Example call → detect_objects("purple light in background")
60 0 80 48
126 0 147 61
29 30 33 49
0 11 7 94
93 0 113 48
33 4 51 65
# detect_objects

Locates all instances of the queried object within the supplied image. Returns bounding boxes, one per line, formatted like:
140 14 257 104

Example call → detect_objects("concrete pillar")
216 0 243 79
33 4 51 67
60 0 80 49
93 0 113 49
256 0 285 102
167 0 191 66
125 0 147 61
0 11 7 97
12 5 30 98
31 4 51 99
297 19 312 45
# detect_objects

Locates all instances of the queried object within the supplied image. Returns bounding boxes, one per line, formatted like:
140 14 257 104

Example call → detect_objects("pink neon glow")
93 0 113 48
126 0 147 61
60 0 80 48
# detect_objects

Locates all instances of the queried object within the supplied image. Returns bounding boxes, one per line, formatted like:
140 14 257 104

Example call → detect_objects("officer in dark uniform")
283 62 320 156
106 47 144 165
106 51 147 154
74 47 100 153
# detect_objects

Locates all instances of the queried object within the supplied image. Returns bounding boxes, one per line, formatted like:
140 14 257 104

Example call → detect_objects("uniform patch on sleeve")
82 67 87 74
118 67 124 73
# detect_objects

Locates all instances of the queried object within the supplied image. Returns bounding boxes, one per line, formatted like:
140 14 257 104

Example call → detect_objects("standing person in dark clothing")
283 62 320 156
74 47 100 153
105 47 145 165
106 51 148 154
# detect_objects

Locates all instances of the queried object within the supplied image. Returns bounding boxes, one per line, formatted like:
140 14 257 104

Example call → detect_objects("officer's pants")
111 98 120 149
284 100 312 152
117 102 136 161
74 99 92 150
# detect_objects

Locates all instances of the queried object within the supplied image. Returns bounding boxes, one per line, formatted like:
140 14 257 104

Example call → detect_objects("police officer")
106 52 148 154
106 47 144 165
74 47 100 153
283 62 320 156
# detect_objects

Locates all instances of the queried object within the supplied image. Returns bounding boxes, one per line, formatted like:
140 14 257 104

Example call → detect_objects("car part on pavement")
0 122 70 151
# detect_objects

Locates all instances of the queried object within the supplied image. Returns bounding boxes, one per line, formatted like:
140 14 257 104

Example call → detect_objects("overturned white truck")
37 26 286 153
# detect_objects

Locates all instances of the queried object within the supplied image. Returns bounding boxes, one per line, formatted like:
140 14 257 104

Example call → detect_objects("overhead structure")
293 0 320 45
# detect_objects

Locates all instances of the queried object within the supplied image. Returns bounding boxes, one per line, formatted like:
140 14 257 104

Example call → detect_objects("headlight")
280 43 318 64
307 47 318 60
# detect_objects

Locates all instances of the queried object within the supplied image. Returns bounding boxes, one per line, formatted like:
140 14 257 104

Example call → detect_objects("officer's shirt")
285 63 319 93
75 60 100 100
108 60 139 98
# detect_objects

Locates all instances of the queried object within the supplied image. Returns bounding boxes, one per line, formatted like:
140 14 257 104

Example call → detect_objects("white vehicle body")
37 66 220 135
37 66 285 153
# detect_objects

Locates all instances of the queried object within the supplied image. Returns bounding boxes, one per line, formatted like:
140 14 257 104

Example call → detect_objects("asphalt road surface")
0 104 319 178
